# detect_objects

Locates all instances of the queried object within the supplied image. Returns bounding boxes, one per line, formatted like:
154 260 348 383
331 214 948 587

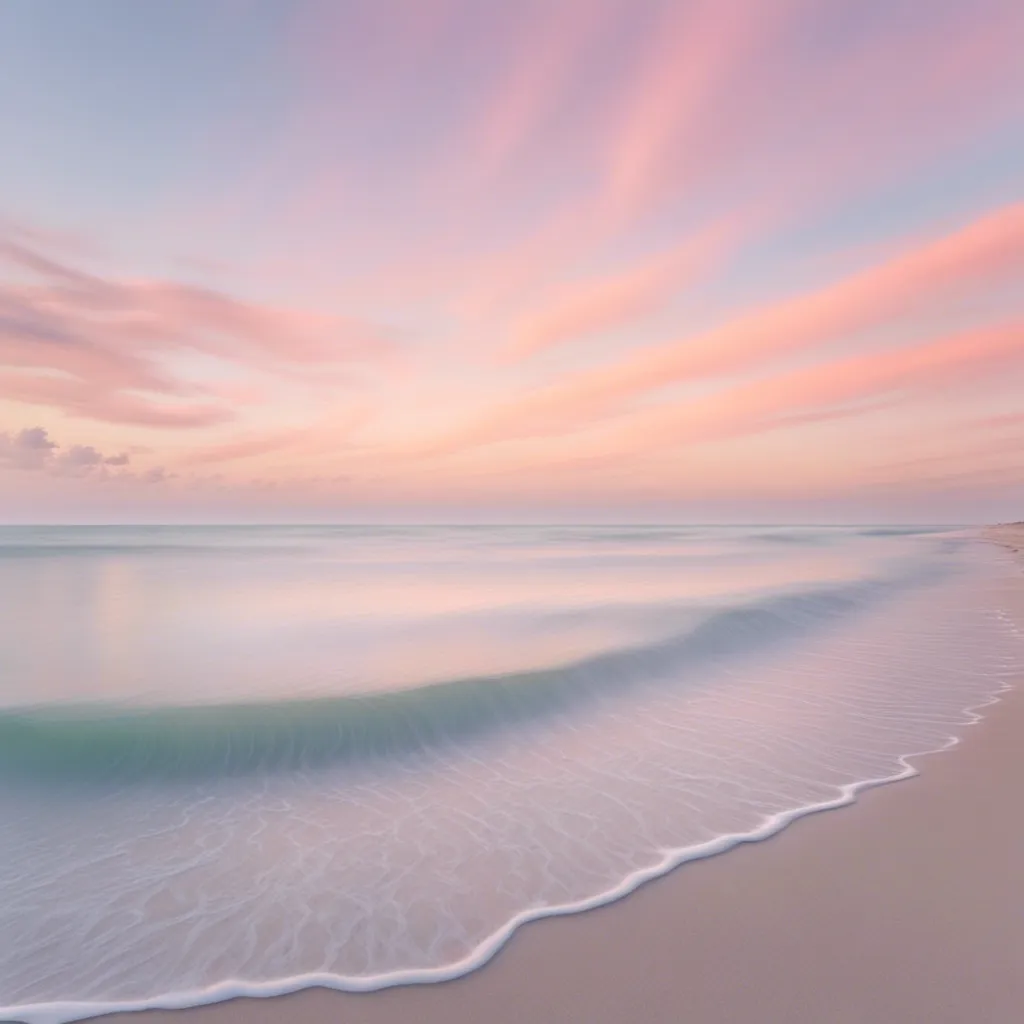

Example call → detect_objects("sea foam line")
4 612 1019 1024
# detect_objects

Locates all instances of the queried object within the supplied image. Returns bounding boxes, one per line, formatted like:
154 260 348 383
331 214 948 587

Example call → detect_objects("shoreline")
7 528 1024 1024
13 678 1018 1024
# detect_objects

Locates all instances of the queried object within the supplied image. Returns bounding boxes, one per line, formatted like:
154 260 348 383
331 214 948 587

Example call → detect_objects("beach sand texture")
63 527 1024 1024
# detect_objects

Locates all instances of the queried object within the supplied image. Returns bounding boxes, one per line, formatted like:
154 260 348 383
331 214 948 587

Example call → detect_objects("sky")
1 0 1022 524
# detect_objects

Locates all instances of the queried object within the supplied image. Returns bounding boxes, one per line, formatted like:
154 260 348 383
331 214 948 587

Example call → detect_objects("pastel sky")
1 0 1022 523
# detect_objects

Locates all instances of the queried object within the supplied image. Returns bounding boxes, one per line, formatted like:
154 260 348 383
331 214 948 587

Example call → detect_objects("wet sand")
62 529 1024 1024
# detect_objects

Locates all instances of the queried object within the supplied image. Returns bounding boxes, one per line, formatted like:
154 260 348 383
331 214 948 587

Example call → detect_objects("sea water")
0 525 1020 1022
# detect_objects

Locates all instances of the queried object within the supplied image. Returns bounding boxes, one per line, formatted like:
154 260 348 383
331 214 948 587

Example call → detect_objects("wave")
0 571 937 784
4 669 1016 1024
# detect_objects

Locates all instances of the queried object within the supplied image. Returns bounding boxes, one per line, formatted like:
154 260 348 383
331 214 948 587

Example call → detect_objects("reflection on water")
0 524 935 707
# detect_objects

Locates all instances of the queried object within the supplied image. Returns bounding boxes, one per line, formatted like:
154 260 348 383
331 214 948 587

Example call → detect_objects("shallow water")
1 526 1020 1023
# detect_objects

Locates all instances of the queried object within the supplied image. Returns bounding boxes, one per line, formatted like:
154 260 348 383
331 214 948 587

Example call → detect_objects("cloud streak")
2 0 1022 516
424 202 1024 454
0 233 396 429
502 221 736 359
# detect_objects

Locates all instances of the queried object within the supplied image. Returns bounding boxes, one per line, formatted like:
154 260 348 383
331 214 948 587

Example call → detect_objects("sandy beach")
54 528 1020 1024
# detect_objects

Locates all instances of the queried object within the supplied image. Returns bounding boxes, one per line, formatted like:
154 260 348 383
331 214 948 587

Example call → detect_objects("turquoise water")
0 526 1020 1023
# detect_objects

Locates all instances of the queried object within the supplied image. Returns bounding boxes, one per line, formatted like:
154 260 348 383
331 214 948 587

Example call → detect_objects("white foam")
5 674 1018 1024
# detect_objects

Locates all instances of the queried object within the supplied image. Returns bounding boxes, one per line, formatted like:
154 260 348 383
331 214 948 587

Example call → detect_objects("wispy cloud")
456 0 614 191
0 232 396 429
502 221 736 359
587 319 1024 457
2 0 1022 516
424 203 1024 454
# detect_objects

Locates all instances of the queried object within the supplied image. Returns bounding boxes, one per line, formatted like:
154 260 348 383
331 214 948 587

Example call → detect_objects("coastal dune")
77 528 1024 1024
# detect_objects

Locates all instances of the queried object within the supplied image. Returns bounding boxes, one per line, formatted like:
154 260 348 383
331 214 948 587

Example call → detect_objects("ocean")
1 525 1020 1023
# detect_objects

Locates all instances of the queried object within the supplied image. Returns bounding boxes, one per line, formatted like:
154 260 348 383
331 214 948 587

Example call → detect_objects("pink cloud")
428 202 1024 453
457 0 613 191
382 320 1022 502
442 1 800 319
0 372 232 429
124 282 393 363
578 319 1024 458
595 0 796 224
503 221 736 359
181 430 316 467
423 0 1021 332
5 2 1021 514
0 231 396 428
590 202 1024 398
